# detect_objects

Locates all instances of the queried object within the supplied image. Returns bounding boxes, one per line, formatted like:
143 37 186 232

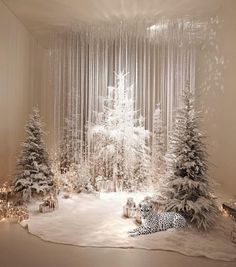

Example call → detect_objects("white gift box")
123 206 137 218
39 204 50 213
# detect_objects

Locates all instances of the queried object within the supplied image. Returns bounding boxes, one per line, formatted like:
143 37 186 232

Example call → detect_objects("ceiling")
3 0 223 46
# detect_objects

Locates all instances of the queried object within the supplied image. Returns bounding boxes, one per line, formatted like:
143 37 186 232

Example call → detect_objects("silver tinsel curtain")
49 18 205 161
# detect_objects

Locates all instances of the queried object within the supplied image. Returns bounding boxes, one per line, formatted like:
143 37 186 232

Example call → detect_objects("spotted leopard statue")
128 202 186 237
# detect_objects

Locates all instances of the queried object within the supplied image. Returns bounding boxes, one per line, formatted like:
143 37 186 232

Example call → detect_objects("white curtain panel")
49 18 205 160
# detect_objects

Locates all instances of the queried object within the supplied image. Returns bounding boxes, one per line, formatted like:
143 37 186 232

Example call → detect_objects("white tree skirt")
24 193 236 261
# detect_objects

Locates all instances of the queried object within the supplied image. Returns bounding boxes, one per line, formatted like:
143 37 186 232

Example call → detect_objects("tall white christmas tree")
152 104 166 183
160 87 218 231
91 72 151 191
13 108 54 200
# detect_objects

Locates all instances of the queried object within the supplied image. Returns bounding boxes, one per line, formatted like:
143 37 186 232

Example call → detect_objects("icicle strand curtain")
50 19 201 160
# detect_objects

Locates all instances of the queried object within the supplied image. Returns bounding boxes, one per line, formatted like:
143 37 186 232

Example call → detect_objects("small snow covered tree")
91 72 151 191
134 118 152 190
59 117 77 174
160 87 218 231
13 108 54 200
152 104 166 182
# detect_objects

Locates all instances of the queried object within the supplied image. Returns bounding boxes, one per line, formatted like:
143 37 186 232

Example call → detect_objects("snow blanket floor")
25 193 236 261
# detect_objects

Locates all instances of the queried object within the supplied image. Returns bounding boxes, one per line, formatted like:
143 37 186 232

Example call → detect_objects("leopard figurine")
128 202 186 237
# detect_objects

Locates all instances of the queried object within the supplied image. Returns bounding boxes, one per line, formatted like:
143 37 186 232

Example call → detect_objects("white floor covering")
24 193 236 261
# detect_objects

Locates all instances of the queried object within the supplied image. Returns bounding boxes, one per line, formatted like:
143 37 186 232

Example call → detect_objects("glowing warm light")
0 182 29 223
222 212 229 217
221 204 236 221
148 23 167 32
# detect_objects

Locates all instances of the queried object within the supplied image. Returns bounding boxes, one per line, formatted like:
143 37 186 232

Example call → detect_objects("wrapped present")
39 195 58 213
39 203 50 213
123 206 136 218
123 198 137 218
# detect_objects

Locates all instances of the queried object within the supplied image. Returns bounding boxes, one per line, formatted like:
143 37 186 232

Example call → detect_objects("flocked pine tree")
57 115 92 191
91 72 150 191
13 108 54 200
134 117 152 190
160 87 218 231
152 104 166 183
59 117 77 174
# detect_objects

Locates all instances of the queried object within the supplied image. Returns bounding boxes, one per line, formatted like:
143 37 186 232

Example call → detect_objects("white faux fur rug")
24 193 236 261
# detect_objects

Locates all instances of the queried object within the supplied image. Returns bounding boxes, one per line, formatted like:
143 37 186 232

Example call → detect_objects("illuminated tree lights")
0 201 29 222
0 182 29 222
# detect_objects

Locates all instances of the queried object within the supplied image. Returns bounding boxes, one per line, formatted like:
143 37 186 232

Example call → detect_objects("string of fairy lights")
0 182 29 222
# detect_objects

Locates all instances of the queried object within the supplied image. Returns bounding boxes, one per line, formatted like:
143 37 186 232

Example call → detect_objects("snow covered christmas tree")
13 108 54 201
91 72 151 191
152 104 166 183
160 87 218 231
59 117 78 174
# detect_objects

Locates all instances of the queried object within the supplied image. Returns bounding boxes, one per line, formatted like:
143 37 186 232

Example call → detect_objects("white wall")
0 0 48 183
198 0 236 197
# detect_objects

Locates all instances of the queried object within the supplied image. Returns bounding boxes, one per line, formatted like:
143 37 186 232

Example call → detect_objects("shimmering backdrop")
49 18 221 164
